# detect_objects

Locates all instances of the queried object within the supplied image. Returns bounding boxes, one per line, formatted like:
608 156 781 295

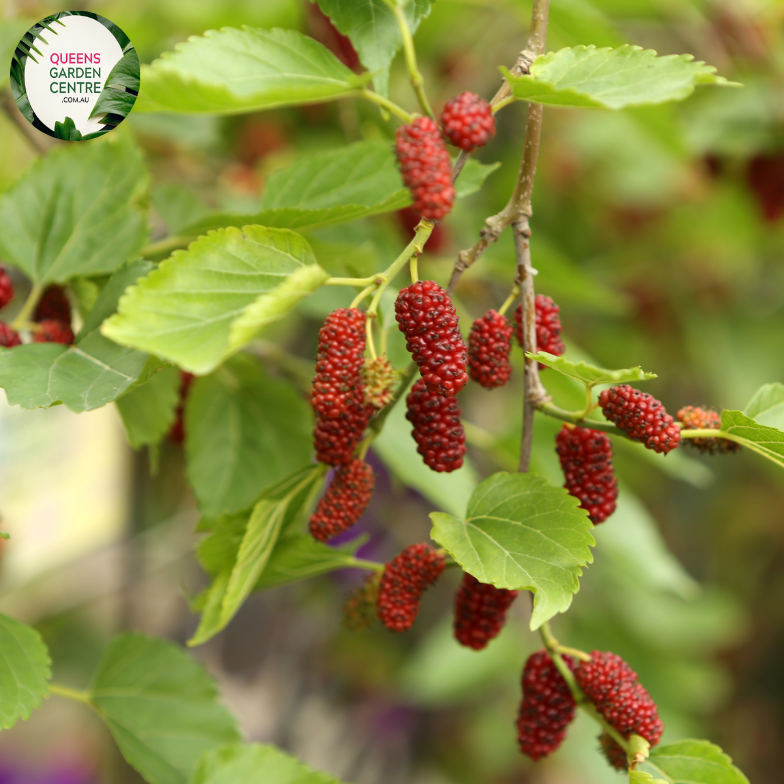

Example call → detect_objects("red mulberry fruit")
34 319 74 346
395 116 455 221
599 732 628 771
0 268 14 309
343 572 382 631
599 385 681 454
575 651 664 751
377 543 445 632
309 458 375 542
555 425 618 524
677 406 739 455
0 322 21 347
517 650 577 761
440 92 496 152
168 371 195 445
515 295 565 368
314 389 373 467
312 308 366 419
395 280 468 397
362 356 397 410
453 573 518 650
34 285 71 324
468 310 513 390
406 379 466 473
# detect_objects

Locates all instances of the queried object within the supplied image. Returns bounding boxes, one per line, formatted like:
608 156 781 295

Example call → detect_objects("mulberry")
0 268 14 309
314 389 373 467
312 308 366 419
515 295 565 368
468 310 513 390
677 406 739 455
343 572 382 631
33 285 71 324
517 650 577 761
362 356 397 410
453 573 518 650
34 319 74 346
440 92 496 152
599 732 628 771
309 458 375 542
394 116 455 221
575 651 664 752
599 385 681 454
168 371 195 445
405 379 466 473
0 322 21 347
555 424 618 524
377 543 445 632
395 280 468 397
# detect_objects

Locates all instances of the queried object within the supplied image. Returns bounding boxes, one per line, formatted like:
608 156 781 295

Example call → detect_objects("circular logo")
9 12 139 141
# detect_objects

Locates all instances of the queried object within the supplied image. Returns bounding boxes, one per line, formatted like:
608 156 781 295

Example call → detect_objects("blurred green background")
0 0 782 782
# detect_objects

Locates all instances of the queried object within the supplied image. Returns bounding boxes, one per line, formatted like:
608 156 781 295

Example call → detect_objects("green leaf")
456 159 501 198
527 351 657 388
0 19 35 89
430 472 595 629
53 116 83 140
316 0 432 96
185 357 313 517
90 633 240 784
0 613 51 729
135 27 369 114
648 739 750 784
191 743 341 784
0 136 148 284
504 46 738 111
719 410 784 469
102 226 328 374
630 772 667 784
743 382 784 430
90 46 140 121
116 367 181 450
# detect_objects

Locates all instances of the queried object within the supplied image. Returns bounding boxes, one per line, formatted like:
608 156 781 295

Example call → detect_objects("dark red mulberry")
395 280 468 397
377 543 445 632
599 385 681 454
677 406 739 455
394 116 455 221
555 424 618 524
33 285 71 324
405 379 466 473
168 371 195 445
468 309 513 390
453 573 518 650
599 732 628 770
440 92 496 152
575 651 664 752
34 319 74 346
515 295 565 368
309 458 375 542
0 268 14 309
314 388 373 467
0 322 21 347
312 308 366 419
517 650 577 761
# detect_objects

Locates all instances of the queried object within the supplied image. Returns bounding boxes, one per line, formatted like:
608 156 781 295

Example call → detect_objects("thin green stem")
49 683 93 705
358 89 413 123
492 95 516 114
140 235 191 261
324 275 378 287
350 283 378 309
538 401 630 439
10 283 44 329
389 2 435 119
498 285 520 317
366 316 378 360
410 253 419 283
349 557 385 572
577 385 594 421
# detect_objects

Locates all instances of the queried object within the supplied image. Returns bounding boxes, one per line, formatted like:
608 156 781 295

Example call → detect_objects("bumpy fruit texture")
575 651 664 753
406 379 466 473
362 356 397 410
395 280 468 397
440 92 496 152
599 732 628 771
314 388 374 467
515 295 565 368
34 285 71 324
309 459 375 542
169 371 196 445
312 308 366 419
34 319 74 346
677 406 739 455
343 572 382 631
453 573 518 650
0 322 21 347
468 310 513 390
394 116 455 221
555 425 618 524
377 543 445 632
517 650 577 761
600 385 681 454
0 268 14 309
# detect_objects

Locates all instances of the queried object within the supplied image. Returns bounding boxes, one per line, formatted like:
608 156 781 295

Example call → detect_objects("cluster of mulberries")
575 650 664 769
377 543 445 632
517 650 577 761
0 276 74 348
169 371 195 445
440 92 496 152
343 572 382 631
394 117 455 221
453 573 518 650
395 280 468 397
677 406 739 455
309 458 375 542
468 310 513 390
0 322 21 347
406 379 466 473
555 425 618 524
599 385 681 454
362 356 397 410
